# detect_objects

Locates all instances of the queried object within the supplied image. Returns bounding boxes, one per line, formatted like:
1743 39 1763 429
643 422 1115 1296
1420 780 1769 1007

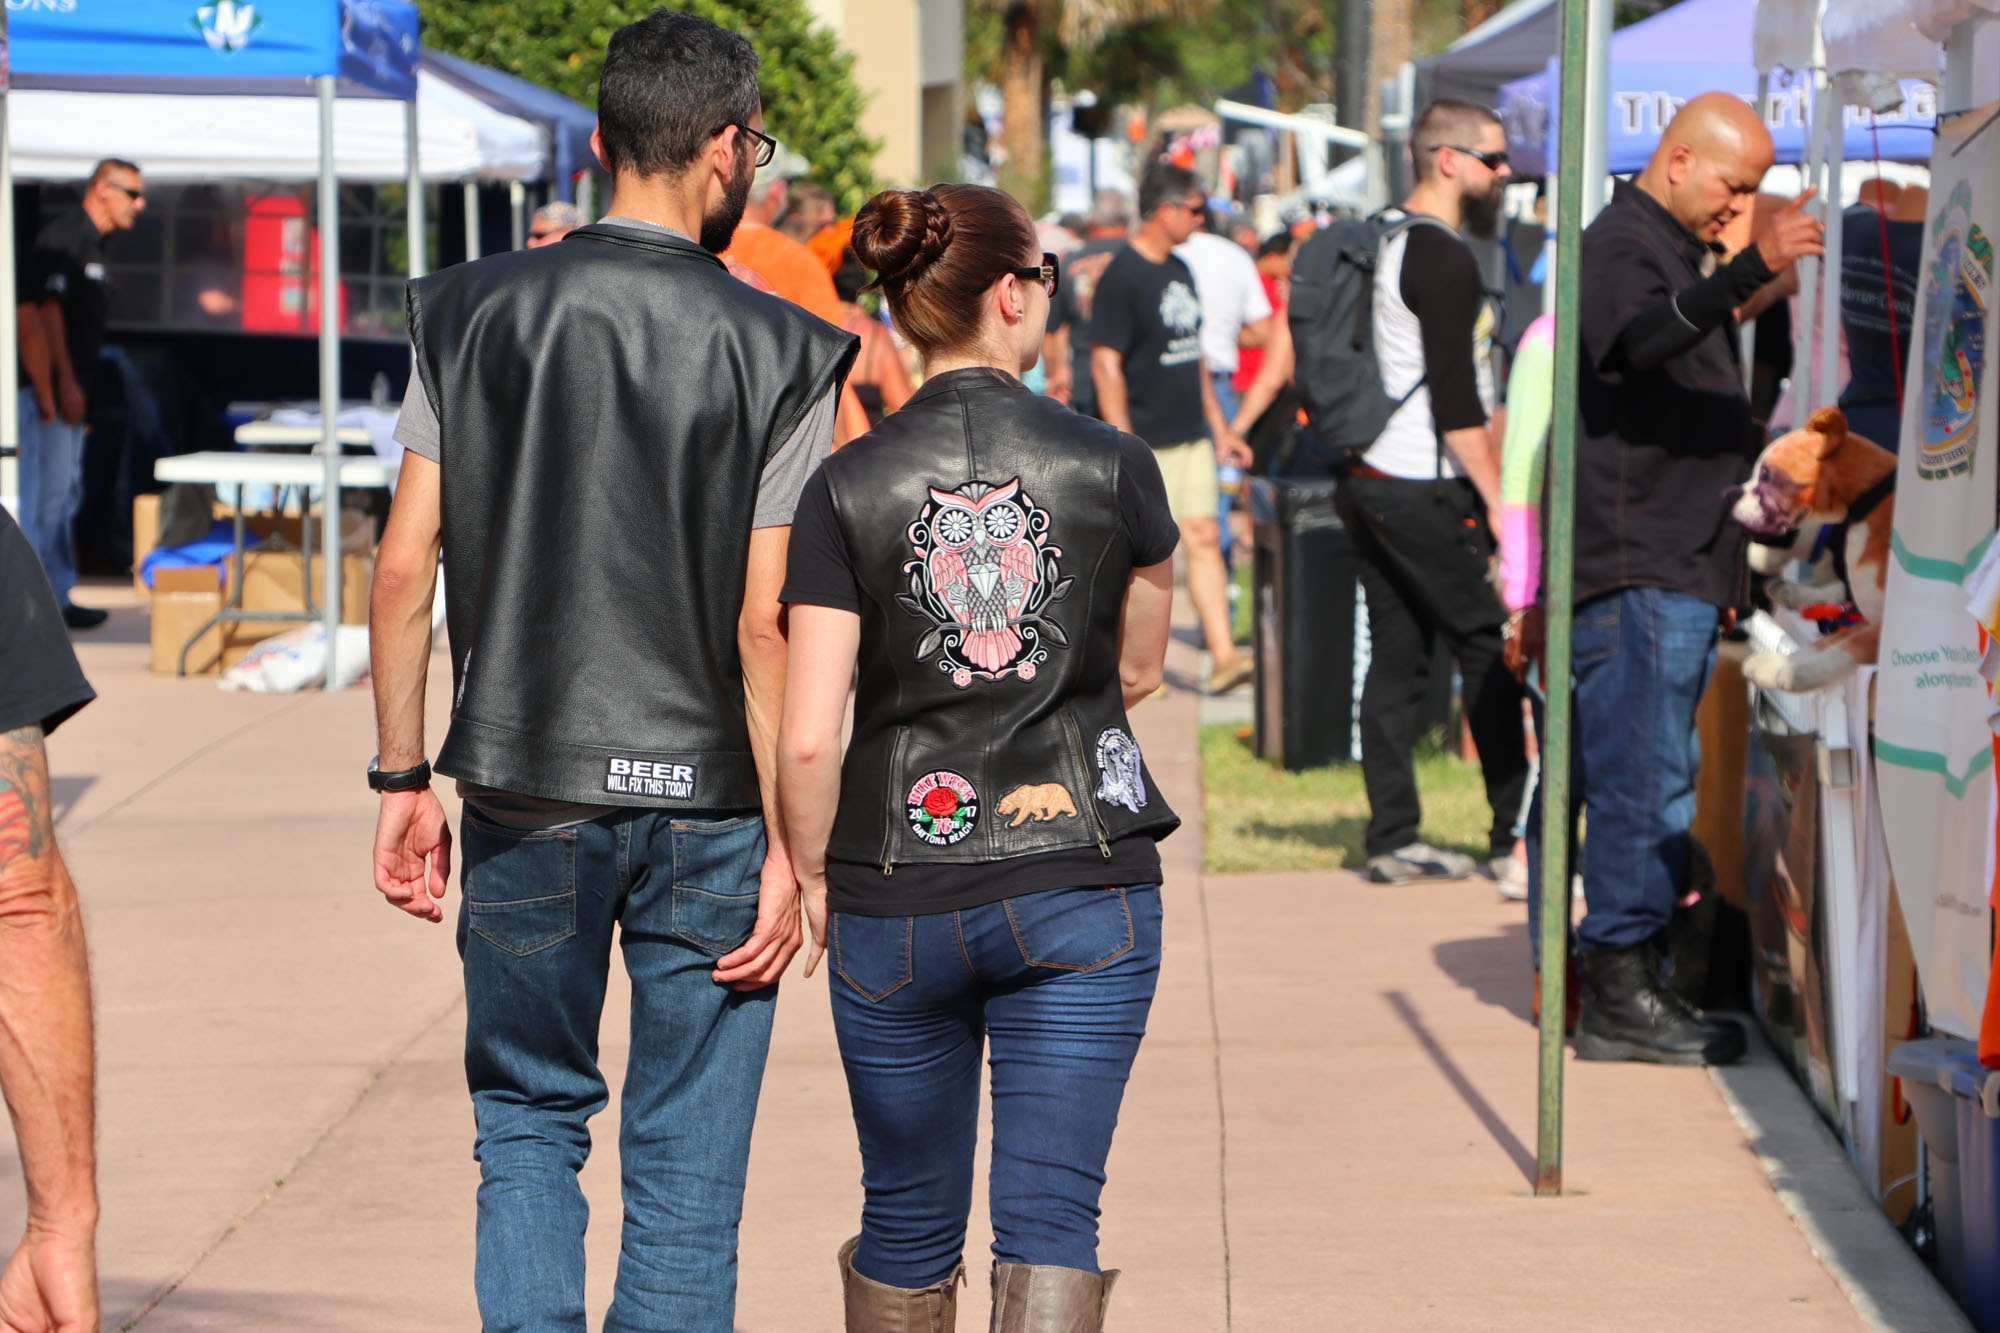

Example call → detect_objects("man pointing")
1525 92 1822 1065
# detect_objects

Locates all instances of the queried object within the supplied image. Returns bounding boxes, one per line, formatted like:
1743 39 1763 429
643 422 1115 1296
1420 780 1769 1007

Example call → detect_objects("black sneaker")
62 604 109 630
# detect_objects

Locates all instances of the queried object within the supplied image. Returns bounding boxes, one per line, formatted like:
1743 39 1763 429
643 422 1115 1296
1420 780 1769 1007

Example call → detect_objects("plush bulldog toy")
1730 406 1897 692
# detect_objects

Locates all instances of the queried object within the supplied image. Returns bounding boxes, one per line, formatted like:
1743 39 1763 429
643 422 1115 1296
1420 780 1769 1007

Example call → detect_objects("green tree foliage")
419 0 879 213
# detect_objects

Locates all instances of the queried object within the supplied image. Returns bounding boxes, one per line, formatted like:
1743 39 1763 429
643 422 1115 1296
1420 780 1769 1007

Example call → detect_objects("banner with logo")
8 0 417 100
1874 103 1999 1041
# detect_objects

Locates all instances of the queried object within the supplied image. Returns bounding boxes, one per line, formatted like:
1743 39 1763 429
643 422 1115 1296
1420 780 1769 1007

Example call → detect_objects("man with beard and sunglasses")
1331 99 1529 890
367 11 856 1328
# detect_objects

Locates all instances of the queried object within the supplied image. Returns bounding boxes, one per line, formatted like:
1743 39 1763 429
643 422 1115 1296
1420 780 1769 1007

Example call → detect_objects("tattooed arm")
0 725 98 1333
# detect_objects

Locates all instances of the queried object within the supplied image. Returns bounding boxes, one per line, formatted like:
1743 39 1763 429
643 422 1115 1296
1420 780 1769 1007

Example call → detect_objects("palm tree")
990 0 1188 207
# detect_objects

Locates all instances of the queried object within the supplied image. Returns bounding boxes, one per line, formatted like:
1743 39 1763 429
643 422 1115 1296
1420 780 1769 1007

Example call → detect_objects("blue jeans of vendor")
1526 586 1719 964
16 390 87 607
831 884 1163 1286
1212 372 1239 567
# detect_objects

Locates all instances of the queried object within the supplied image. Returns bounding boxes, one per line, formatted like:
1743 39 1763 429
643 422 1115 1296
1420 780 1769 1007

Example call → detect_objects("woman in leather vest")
778 184 1181 1332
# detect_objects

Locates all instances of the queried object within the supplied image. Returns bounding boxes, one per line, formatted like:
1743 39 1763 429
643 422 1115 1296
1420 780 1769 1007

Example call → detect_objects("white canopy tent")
7 69 545 183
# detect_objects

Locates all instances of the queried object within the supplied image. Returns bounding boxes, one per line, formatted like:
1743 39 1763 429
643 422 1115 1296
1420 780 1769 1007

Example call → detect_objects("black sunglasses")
1434 144 1509 171
711 122 779 169
109 183 145 202
1008 252 1060 298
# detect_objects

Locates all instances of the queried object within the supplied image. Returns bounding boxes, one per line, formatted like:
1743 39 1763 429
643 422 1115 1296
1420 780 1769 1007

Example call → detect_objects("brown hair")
850 184 1038 358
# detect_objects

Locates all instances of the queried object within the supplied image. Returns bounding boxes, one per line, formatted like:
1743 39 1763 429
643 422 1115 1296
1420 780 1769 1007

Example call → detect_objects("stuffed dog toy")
1730 407 1897 692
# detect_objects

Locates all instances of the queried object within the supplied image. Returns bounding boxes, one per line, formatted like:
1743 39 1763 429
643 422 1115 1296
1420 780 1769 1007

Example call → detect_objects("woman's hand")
798 868 829 979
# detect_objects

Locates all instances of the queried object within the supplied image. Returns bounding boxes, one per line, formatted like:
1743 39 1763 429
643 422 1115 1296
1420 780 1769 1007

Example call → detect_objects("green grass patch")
1230 557 1253 646
1200 723 1492 874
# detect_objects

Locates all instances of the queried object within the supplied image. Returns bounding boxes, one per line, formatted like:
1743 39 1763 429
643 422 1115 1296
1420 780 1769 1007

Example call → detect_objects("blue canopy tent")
423 49 596 204
1499 0 1936 175
7 0 421 674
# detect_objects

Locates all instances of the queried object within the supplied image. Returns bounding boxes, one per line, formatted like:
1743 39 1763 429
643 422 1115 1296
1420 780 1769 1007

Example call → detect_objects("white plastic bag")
218 623 371 693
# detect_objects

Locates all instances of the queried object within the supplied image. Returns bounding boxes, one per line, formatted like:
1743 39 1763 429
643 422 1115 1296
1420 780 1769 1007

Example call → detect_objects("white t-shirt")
1362 217 1498 481
1172 230 1272 376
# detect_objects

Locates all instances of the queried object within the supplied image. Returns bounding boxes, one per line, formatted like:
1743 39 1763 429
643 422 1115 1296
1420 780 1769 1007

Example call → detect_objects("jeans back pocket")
1003 885 1135 972
831 913 915 1002
669 814 766 954
461 816 578 957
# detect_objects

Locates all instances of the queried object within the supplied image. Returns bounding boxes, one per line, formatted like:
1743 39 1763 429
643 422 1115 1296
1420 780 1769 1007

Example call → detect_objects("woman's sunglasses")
1008 252 1061 298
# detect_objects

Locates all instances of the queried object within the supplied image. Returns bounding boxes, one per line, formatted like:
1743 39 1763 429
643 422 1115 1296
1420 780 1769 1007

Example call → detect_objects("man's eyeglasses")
712 122 779 169
107 183 144 202
1434 145 1509 171
1008 252 1061 298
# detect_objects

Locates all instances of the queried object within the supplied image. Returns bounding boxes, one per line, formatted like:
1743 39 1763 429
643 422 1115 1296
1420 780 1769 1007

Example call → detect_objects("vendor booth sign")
1875 103 1999 1041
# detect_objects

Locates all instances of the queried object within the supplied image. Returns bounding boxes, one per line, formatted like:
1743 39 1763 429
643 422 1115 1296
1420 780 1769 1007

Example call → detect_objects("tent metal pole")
1795 75 1829 420
578 171 596 223
509 180 526 251
1818 118 1844 413
318 75 342 683
463 179 479 261
0 92 16 454
1579 0 1612 222
1535 0 1595 1200
406 98 426 281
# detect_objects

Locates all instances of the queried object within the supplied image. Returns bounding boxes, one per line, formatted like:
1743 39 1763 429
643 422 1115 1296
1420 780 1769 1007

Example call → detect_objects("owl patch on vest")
900 477 1074 686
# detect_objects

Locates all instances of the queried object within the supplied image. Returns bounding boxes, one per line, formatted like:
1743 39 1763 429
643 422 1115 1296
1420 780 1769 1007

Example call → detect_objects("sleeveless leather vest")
820 367 1180 869
409 223 857 810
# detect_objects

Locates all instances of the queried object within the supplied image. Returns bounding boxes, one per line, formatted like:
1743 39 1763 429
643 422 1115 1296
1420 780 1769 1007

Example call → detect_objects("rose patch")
906 770 980 847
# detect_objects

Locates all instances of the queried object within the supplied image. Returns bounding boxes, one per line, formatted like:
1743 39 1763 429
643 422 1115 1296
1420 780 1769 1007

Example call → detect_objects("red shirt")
1232 273 1284 394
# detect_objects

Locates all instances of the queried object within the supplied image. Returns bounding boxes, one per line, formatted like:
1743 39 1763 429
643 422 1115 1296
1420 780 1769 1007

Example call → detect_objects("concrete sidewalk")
19 583 1874 1329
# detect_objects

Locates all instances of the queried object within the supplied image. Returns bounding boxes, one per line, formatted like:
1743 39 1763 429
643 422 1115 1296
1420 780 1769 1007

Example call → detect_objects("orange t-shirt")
723 222 843 326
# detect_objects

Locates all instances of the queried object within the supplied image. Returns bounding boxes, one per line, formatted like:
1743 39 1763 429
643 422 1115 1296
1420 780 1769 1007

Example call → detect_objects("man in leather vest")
366 12 856 1329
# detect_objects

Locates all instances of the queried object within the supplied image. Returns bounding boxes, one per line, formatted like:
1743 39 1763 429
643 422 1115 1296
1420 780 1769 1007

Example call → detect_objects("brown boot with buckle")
838 1235 963 1332
988 1263 1119 1333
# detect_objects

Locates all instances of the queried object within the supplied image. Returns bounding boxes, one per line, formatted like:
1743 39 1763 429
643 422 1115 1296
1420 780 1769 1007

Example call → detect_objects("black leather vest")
820 367 1180 868
409 223 857 810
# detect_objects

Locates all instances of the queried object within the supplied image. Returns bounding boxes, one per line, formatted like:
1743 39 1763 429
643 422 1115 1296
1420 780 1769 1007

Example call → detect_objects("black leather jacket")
409 223 856 810
819 367 1179 869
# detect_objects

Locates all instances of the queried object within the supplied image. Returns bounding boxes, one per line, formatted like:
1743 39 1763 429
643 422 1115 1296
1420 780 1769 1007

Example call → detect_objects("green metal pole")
1535 0 1594 1199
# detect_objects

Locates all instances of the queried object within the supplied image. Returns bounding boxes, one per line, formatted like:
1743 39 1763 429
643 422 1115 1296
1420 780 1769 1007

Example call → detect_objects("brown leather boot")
837 1235 963 1332
988 1262 1119 1332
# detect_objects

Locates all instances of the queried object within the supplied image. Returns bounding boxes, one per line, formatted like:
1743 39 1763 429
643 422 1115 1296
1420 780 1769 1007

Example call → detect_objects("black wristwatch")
367 756 432 792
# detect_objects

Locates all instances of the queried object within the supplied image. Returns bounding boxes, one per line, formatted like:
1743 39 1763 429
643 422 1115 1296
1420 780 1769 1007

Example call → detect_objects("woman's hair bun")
851 188 954 285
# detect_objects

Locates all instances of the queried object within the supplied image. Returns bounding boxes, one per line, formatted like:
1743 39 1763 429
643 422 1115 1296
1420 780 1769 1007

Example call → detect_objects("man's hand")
373 788 452 923
1753 187 1825 273
0 1223 96 1333
1503 605 1545 683
798 870 828 979
30 386 54 426
712 850 803 992
1214 428 1252 470
53 382 83 428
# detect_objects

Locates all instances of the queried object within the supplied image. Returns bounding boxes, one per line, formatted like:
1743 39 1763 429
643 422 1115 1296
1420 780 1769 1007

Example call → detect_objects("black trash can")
1248 477 1361 770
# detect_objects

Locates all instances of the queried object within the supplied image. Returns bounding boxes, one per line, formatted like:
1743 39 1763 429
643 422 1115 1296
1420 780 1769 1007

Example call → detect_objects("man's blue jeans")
830 885 1162 1289
1526 586 1718 956
457 807 776 1333
16 390 86 606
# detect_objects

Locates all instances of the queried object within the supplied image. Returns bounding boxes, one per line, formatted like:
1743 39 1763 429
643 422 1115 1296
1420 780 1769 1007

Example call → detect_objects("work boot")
989 1263 1119 1333
1573 944 1746 1066
838 1235 962 1332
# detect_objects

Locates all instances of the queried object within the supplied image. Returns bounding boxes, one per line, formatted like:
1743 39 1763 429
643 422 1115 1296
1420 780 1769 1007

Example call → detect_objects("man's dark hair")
1410 99 1502 182
1138 163 1200 220
88 158 141 185
1257 231 1295 259
597 10 761 179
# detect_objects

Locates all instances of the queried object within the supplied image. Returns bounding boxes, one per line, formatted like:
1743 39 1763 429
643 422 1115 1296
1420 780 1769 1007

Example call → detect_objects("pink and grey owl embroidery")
900 477 1072 687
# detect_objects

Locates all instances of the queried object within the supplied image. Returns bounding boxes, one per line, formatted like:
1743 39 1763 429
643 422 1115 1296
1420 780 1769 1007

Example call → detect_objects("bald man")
1523 93 1822 1066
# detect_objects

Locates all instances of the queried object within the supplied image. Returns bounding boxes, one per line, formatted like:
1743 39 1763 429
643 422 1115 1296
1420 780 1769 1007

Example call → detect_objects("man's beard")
701 149 755 255
1461 183 1504 240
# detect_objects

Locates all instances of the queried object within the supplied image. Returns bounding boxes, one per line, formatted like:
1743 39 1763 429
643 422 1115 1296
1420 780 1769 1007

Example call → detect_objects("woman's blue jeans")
829 884 1163 1289
457 807 777 1333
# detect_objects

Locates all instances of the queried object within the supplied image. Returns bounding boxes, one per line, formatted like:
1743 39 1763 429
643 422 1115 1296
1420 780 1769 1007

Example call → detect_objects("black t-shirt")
781 432 1180 916
1088 247 1208 448
23 208 113 394
1049 237 1125 417
1397 223 1490 432
0 509 95 736
1574 180 1760 610
1839 206 1923 423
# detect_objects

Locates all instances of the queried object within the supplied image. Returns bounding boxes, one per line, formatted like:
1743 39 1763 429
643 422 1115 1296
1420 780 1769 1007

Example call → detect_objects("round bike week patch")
906 770 979 846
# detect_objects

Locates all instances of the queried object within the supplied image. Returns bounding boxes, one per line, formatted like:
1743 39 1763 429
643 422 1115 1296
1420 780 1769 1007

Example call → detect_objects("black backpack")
1287 210 1454 453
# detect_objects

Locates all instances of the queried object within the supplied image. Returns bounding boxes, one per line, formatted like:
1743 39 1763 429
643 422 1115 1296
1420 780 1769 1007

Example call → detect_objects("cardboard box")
132 494 160 594
227 549 371 626
149 565 225 675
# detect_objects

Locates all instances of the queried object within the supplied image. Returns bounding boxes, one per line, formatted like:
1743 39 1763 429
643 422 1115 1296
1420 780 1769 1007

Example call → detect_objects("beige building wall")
807 0 963 188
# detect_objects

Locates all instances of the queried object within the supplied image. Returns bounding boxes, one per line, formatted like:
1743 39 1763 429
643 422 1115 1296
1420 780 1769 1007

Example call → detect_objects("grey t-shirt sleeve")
753 386 838 528
393 374 441 462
